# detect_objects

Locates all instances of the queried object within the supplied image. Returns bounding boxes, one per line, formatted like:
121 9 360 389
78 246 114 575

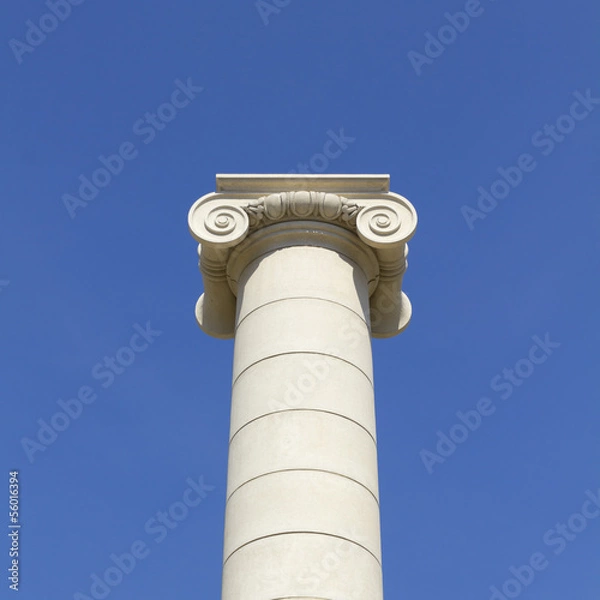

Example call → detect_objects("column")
188 175 417 600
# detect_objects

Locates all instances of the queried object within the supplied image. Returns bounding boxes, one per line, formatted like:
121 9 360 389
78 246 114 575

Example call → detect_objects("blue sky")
1 0 599 598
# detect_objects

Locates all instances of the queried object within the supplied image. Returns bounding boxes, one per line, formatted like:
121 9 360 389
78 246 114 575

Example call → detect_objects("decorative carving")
244 191 362 230
189 191 415 250
356 201 417 248
189 200 249 248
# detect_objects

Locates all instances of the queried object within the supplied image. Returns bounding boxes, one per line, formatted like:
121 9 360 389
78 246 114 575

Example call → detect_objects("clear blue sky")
1 1 599 599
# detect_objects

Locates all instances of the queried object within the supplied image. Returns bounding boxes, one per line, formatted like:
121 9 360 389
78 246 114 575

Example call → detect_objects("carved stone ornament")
244 191 362 229
188 175 417 339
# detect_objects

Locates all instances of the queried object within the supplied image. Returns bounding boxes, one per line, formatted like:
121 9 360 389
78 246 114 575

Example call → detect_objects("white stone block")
230 352 376 440
236 246 370 322
226 409 379 499
223 470 381 562
232 298 373 382
222 532 383 600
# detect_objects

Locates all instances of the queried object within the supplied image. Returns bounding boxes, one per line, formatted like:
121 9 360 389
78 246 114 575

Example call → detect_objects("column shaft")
221 240 384 600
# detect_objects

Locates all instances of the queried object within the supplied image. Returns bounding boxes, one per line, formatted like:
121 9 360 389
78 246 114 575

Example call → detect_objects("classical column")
188 175 417 600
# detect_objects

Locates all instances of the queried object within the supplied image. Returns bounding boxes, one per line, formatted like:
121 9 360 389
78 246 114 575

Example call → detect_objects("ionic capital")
188 175 417 339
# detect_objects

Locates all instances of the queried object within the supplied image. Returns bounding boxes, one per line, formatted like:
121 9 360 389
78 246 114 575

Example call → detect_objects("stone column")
188 175 417 600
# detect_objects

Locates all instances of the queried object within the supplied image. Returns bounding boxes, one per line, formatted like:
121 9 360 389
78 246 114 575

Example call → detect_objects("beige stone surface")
226 409 379 498
235 245 370 321
223 470 381 561
221 532 383 600
232 296 373 382
229 353 376 439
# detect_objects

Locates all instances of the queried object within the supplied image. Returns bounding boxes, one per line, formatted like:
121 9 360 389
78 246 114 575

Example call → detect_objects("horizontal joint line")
226 467 380 505
232 351 374 387
229 408 377 447
223 531 382 569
